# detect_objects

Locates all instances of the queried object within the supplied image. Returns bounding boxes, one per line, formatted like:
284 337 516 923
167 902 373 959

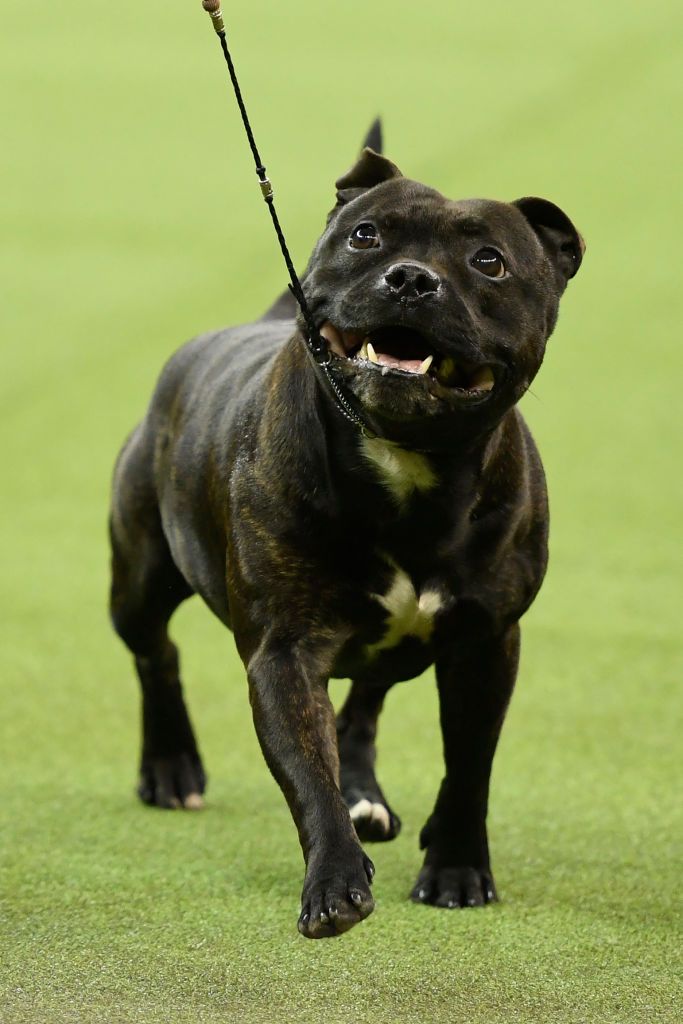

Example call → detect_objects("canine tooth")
367 341 380 364
359 340 369 360
418 355 433 374
437 357 457 383
470 366 495 391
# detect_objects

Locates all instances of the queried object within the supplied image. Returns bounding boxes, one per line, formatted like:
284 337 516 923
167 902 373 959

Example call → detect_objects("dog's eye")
471 248 506 278
349 223 380 250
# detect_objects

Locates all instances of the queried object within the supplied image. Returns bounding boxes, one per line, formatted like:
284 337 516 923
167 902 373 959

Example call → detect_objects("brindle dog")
109 125 584 939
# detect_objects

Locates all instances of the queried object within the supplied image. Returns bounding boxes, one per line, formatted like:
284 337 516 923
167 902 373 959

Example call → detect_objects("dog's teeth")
367 341 380 365
359 340 369 360
470 366 495 391
437 357 457 384
418 355 433 375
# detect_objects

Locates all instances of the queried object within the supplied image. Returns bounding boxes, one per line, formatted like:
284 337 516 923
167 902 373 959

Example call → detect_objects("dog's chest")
360 436 436 506
365 565 443 656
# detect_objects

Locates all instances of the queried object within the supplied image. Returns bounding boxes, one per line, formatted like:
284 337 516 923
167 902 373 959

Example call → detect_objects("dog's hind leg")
337 680 401 842
109 429 205 810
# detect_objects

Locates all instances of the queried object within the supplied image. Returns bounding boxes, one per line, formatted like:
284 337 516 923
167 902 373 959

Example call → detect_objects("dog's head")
303 147 584 449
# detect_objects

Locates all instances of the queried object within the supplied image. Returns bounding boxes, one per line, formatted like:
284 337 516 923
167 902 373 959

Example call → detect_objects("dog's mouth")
319 322 496 396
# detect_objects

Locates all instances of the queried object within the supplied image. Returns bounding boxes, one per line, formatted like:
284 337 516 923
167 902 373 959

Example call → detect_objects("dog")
109 121 584 939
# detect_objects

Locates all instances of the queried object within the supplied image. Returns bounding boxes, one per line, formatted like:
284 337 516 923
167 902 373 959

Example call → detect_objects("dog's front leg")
412 621 520 908
247 637 375 938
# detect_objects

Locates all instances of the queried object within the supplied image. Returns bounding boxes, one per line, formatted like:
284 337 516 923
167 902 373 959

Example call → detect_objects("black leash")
200 1 372 436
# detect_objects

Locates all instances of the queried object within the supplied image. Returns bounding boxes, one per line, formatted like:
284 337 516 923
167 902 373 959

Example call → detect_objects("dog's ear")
513 197 585 281
360 116 383 155
333 147 403 208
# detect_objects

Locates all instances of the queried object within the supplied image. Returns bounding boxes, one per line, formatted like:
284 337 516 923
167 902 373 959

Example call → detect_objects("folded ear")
334 147 403 208
514 197 585 281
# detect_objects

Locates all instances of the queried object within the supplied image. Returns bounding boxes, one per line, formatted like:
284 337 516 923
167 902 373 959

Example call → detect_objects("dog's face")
304 149 584 448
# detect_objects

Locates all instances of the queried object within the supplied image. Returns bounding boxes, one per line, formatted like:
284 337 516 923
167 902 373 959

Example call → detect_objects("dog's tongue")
372 351 424 372
318 322 432 375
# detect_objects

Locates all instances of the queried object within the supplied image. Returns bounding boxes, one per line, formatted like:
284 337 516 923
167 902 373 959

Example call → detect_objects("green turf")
2 1 682 1021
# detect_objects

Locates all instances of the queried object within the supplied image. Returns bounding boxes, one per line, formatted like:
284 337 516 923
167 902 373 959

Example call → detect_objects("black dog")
109 124 583 938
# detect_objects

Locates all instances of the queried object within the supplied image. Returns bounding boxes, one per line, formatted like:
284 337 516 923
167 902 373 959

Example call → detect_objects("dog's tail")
261 117 383 322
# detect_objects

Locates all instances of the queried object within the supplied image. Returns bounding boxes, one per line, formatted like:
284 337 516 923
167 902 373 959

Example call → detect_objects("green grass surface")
2 1 682 1021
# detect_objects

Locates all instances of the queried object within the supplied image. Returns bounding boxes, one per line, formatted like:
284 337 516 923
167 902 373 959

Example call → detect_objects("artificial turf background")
2 2 682 1021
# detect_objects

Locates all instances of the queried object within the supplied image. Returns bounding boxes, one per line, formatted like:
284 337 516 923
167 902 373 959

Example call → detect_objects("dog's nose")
383 263 441 301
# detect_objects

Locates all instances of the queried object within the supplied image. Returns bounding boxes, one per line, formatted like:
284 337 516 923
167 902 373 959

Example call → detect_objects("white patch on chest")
361 437 436 505
366 567 443 655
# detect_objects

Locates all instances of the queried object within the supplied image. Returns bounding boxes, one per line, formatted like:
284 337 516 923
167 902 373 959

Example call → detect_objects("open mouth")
319 322 496 395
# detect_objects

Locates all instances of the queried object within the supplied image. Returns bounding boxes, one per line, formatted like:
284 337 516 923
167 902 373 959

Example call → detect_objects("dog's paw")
410 864 497 908
137 752 206 810
298 851 375 939
348 797 401 842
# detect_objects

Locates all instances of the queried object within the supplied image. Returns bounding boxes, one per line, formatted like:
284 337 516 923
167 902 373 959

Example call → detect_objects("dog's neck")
263 337 506 537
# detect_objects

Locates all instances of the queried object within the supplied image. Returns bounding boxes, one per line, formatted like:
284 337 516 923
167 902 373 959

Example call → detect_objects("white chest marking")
361 437 437 505
366 568 443 655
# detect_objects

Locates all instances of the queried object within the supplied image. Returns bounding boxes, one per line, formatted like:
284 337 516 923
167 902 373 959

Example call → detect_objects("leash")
200 1 372 436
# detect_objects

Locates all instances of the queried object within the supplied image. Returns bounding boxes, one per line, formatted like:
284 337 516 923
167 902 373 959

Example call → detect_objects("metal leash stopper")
258 174 274 201
202 0 225 35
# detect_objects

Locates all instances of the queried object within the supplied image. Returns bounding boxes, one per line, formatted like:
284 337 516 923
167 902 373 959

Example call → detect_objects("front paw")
298 848 375 939
410 863 497 908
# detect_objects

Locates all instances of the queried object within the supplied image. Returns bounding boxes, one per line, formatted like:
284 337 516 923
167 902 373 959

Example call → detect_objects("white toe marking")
349 800 391 833
369 803 391 832
349 799 373 822
183 793 204 810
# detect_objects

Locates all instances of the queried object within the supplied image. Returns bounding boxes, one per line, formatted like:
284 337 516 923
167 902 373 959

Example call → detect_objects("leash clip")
310 338 332 367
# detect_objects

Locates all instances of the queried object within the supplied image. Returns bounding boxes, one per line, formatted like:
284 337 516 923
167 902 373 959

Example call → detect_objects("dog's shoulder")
146 319 296 424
